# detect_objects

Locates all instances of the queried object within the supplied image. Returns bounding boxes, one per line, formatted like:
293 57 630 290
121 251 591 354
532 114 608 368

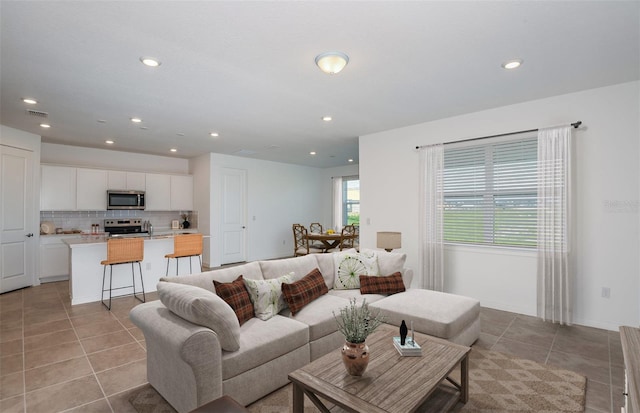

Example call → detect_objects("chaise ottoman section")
369 289 480 346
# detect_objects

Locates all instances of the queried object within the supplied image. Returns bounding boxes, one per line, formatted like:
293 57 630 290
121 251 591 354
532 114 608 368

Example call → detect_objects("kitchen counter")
63 230 207 305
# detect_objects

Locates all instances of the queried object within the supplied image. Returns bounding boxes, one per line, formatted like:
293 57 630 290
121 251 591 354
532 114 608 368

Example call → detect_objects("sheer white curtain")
537 125 574 325
332 177 343 231
419 144 444 291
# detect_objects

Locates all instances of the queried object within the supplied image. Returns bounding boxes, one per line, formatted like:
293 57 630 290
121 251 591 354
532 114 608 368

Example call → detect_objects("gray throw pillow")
157 282 241 351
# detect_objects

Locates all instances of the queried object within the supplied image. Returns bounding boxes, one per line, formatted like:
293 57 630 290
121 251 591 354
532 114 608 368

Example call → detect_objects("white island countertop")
63 230 207 305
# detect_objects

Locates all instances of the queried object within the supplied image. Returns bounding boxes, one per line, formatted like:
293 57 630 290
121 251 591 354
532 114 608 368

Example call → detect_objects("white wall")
190 154 212 266
200 153 325 267
360 81 640 331
41 143 189 174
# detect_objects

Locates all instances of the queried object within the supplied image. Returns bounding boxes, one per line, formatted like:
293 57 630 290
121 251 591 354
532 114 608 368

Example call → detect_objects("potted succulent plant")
334 298 385 376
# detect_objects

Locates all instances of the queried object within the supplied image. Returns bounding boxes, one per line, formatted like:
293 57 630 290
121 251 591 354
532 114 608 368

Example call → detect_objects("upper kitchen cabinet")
170 175 193 210
145 173 193 211
41 165 76 210
107 171 146 191
145 173 171 210
76 168 108 210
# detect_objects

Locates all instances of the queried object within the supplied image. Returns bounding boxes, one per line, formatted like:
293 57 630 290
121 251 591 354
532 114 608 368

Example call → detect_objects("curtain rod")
415 121 582 150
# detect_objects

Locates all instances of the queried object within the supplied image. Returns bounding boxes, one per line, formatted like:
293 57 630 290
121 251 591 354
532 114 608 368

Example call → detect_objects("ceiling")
1 1 638 168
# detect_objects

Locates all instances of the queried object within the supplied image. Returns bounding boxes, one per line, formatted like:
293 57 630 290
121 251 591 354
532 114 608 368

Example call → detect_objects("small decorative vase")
182 220 190 229
341 341 369 376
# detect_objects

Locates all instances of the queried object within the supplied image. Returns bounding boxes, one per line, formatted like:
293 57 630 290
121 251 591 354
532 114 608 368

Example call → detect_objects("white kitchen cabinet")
40 235 71 281
108 171 146 191
145 173 171 210
76 168 108 210
170 175 194 210
41 165 76 210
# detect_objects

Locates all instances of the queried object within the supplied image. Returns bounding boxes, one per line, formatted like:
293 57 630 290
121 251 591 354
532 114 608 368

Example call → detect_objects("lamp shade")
377 231 401 252
315 52 349 74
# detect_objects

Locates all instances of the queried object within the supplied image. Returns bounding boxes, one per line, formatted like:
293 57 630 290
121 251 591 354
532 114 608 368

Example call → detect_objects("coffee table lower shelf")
288 324 470 413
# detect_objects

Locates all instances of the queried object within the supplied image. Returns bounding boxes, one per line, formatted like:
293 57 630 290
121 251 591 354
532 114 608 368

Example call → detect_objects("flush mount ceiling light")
502 59 523 70
140 57 161 67
22 98 37 104
315 51 349 74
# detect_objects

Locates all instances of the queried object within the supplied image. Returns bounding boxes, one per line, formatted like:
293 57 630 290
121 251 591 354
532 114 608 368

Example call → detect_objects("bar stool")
101 238 145 310
165 233 203 276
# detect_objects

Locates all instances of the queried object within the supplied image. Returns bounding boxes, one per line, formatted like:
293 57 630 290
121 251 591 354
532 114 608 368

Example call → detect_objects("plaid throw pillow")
213 275 254 325
281 268 328 315
359 272 405 295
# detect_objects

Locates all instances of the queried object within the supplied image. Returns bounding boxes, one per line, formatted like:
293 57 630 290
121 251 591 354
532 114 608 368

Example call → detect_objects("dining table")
306 232 356 252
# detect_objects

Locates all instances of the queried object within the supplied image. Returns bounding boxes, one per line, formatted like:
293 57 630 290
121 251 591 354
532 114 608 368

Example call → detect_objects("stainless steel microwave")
107 190 146 210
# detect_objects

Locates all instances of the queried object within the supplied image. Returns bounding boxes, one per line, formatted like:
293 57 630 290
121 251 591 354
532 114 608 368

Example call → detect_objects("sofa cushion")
369 289 480 340
213 275 254 326
259 254 318 281
281 268 328 315
283 293 353 341
156 282 241 351
327 289 387 304
359 272 405 295
361 249 412 287
160 261 264 294
221 315 309 380
333 250 379 289
243 272 296 321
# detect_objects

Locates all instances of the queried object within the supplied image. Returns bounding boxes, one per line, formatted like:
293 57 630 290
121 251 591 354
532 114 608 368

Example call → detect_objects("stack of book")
392 336 422 357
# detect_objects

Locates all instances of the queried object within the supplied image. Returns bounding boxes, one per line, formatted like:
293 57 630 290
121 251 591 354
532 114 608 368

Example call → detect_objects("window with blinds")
443 136 537 247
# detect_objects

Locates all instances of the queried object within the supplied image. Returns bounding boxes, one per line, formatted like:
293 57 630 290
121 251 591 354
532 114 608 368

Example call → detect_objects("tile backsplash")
40 210 198 233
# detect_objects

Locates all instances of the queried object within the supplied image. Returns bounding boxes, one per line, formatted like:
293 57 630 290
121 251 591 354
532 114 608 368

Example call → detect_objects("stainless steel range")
104 219 148 237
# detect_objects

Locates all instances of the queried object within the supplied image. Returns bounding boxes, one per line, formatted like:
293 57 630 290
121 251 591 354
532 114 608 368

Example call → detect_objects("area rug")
129 348 586 413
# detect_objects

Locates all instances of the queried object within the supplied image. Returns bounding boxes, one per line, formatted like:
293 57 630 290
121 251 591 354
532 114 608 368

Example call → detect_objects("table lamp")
377 231 401 252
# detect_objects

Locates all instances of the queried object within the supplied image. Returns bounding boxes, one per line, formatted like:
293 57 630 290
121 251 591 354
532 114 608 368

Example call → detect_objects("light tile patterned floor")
0 281 624 412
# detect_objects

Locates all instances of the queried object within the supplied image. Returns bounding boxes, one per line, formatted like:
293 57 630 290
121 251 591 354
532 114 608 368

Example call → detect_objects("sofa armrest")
130 301 223 413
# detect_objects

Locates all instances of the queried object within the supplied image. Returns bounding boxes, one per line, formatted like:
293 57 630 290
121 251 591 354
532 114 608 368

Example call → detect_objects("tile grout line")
489 314 518 351
544 325 560 365
57 284 115 413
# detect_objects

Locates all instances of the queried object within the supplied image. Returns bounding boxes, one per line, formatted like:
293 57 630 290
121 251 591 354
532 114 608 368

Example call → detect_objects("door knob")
26 233 34 237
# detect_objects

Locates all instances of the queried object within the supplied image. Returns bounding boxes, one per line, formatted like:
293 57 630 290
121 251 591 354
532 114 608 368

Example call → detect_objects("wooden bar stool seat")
101 238 145 310
165 233 203 276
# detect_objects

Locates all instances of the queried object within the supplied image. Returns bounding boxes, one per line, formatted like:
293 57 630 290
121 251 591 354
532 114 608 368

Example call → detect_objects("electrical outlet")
601 287 610 298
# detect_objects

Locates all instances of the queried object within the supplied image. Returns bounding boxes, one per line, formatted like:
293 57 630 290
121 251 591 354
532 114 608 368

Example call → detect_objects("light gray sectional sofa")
130 250 480 413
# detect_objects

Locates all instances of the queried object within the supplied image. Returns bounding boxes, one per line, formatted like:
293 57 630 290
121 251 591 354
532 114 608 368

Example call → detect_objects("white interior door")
221 168 247 264
1 145 35 293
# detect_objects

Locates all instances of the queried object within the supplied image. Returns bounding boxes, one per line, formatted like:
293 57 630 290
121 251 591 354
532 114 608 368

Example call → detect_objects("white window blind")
443 137 538 247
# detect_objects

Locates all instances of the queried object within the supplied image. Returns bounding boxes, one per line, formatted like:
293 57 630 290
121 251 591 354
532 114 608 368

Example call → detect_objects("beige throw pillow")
243 272 296 320
157 282 241 351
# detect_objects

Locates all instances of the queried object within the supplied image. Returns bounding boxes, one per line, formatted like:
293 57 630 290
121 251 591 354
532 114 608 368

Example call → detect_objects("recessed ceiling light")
348 158 354 162
97 119 107 124
22 98 37 104
131 117 142 123
140 57 161 67
310 151 316 155
502 59 523 70
170 148 177 153
176 133 185 137
210 132 219 137
40 123 50 128
322 116 332 122
140 126 148 130
105 140 114 145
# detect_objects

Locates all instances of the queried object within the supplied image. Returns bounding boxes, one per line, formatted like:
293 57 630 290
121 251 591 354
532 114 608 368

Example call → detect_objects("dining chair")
309 222 325 248
326 224 357 253
165 233 203 276
293 224 323 256
101 238 145 310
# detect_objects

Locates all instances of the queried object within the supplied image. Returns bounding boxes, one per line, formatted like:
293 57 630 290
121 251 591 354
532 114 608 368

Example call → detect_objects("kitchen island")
63 231 206 305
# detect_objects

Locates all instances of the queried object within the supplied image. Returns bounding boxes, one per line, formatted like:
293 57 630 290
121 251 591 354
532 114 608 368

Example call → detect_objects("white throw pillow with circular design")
333 250 379 289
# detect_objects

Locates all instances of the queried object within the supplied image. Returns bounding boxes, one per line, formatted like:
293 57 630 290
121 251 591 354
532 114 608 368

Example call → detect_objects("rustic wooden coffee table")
288 324 470 413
